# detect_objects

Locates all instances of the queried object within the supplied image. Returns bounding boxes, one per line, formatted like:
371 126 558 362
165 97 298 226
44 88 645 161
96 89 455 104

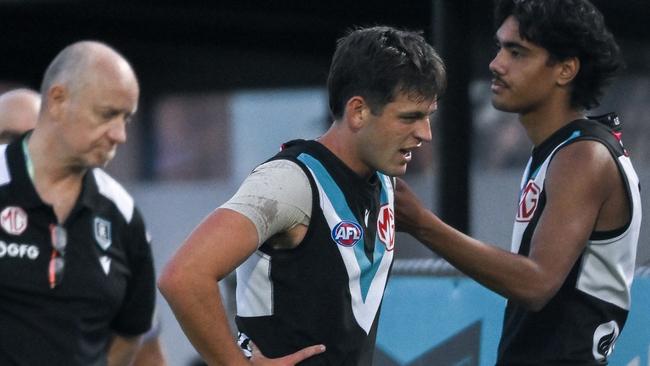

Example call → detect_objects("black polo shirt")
0 139 155 366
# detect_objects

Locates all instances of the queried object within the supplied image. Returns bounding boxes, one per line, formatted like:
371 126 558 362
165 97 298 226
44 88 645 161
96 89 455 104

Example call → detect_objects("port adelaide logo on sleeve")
94 217 113 275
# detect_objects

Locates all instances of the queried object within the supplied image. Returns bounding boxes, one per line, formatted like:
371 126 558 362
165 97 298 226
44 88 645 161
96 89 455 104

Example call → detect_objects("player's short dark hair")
495 0 623 110
327 26 446 119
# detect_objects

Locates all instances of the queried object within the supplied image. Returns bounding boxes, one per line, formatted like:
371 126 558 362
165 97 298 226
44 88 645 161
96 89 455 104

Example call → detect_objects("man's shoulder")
90 168 135 224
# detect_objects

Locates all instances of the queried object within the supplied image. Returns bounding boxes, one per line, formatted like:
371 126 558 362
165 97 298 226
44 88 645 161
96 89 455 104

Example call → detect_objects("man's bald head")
35 41 140 169
40 41 139 110
0 88 41 144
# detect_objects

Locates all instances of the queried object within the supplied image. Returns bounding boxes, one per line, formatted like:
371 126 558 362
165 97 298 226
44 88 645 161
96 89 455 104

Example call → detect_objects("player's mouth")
491 77 508 93
400 149 413 161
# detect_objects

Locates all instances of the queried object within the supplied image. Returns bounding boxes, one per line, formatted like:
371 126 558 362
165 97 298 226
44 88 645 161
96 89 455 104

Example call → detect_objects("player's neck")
519 102 585 147
318 123 373 178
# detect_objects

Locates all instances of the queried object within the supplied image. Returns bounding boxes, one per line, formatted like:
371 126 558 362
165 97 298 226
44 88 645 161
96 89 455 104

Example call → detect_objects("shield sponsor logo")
94 217 112 251
377 204 395 251
0 206 28 235
331 221 363 247
516 181 540 222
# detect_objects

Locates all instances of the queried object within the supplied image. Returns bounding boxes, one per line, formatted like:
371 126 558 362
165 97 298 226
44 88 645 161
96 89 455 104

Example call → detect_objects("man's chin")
382 165 408 177
90 153 116 168
490 98 517 113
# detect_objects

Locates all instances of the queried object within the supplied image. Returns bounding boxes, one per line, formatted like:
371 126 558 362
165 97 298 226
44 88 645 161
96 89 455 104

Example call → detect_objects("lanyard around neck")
21 133 35 182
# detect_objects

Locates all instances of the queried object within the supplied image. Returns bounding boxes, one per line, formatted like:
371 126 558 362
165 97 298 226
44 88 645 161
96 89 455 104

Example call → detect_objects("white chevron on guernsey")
306 165 393 334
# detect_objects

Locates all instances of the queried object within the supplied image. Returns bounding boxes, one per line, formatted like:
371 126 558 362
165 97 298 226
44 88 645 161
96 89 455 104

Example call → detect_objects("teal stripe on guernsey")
530 130 581 179
297 153 387 302
359 174 390 301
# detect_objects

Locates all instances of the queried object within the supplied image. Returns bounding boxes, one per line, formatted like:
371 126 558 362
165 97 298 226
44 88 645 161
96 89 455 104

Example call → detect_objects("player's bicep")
529 141 613 289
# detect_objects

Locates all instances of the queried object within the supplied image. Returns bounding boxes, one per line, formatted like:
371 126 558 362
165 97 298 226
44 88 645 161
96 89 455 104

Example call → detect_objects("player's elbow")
157 261 188 303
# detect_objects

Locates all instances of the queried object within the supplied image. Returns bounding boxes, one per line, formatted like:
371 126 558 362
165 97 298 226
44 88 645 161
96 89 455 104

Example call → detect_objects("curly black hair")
495 0 623 110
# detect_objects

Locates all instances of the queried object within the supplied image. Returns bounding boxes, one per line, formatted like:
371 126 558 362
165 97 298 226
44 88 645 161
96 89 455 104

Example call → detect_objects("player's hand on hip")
250 342 326 365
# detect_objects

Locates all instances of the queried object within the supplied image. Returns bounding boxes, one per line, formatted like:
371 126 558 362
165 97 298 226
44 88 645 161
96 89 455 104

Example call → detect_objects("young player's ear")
557 57 580 86
344 96 369 130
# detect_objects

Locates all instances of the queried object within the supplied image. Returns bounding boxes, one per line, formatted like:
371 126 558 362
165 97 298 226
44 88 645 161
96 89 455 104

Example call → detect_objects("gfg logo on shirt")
331 221 363 247
0 240 39 260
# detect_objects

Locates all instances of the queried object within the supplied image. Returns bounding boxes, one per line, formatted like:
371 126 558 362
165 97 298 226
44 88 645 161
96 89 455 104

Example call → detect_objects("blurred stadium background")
2 1 648 365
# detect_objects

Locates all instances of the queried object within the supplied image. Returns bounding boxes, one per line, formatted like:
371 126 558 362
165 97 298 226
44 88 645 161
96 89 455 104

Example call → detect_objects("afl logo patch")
331 221 363 247
516 181 540 222
377 205 395 251
1 206 28 235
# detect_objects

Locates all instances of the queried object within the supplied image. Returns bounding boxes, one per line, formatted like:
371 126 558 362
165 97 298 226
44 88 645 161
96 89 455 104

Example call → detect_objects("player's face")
59 66 139 169
489 16 560 114
358 92 435 176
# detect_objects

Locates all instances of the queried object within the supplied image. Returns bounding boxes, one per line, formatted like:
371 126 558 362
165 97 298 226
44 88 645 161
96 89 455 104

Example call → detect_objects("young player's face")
358 92 435 177
489 16 561 114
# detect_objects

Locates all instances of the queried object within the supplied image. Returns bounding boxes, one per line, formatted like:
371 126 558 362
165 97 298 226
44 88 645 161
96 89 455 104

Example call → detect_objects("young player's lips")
491 78 508 93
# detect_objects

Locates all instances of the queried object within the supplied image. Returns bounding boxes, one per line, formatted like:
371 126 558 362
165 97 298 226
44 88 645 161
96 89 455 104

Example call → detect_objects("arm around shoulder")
395 141 616 311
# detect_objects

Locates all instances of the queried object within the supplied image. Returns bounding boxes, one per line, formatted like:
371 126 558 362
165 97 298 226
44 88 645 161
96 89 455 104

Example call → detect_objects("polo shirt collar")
6 135 102 212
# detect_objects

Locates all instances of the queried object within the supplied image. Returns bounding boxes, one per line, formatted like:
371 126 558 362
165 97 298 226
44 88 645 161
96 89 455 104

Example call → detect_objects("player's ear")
343 96 370 130
557 56 579 86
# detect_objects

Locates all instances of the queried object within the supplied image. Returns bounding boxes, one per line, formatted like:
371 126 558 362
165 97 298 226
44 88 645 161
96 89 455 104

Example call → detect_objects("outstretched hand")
250 343 326 365
394 177 428 234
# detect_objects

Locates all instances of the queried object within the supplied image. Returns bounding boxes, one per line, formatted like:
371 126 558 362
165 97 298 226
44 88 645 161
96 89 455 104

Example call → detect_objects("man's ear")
45 84 68 118
557 56 580 86
343 96 369 130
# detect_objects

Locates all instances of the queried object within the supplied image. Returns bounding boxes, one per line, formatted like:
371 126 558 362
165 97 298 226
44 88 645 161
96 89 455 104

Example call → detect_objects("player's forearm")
158 271 248 366
411 211 556 310
107 335 142 366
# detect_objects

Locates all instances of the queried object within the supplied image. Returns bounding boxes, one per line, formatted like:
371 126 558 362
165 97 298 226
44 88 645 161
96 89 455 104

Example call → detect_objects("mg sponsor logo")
377 204 394 251
0 240 39 259
331 221 363 247
517 181 540 222
1 206 28 235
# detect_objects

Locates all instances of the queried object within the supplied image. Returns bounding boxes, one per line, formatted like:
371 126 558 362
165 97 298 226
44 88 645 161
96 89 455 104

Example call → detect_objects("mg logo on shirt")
517 181 540 222
332 221 363 247
377 204 394 251
0 206 28 236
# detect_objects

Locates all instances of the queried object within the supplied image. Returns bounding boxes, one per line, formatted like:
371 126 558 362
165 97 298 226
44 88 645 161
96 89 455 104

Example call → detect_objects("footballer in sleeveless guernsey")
235 139 395 365
497 114 641 365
